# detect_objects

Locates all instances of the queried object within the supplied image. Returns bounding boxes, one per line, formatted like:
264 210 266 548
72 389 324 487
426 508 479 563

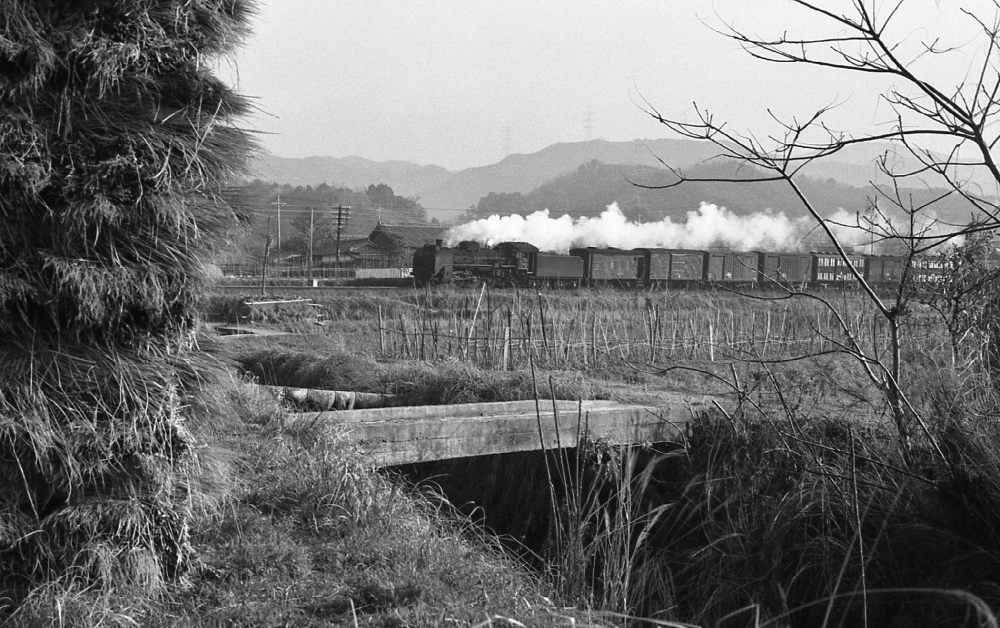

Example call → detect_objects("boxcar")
570 247 645 286
757 252 812 289
641 248 673 286
864 255 905 287
706 250 758 285
638 248 707 286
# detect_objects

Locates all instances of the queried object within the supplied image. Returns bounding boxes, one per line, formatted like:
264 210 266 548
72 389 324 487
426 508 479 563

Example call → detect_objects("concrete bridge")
286 395 710 467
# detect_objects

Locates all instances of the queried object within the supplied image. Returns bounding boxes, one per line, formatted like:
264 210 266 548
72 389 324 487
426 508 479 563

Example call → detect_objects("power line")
247 204 472 214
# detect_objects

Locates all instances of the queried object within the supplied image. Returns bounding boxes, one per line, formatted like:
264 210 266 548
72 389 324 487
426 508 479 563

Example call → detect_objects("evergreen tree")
0 0 256 594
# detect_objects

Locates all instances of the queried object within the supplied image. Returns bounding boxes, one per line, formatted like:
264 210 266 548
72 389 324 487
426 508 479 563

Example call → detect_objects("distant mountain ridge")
250 139 990 222
248 154 452 199
415 139 724 213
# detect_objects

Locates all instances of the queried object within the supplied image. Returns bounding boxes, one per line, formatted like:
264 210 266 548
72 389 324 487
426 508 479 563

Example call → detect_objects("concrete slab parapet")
287 395 711 466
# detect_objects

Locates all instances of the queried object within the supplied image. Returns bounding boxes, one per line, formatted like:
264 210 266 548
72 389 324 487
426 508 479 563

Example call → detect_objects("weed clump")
236 347 380 392
627 383 1000 627
236 346 595 405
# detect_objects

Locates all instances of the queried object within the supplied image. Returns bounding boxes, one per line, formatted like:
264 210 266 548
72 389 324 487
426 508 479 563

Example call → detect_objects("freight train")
412 240 946 289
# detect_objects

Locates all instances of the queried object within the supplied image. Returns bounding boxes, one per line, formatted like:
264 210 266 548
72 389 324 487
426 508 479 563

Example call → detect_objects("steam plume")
447 203 817 253
446 203 961 254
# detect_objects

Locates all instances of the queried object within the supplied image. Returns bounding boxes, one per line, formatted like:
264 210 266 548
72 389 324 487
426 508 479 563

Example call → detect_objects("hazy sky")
222 0 977 171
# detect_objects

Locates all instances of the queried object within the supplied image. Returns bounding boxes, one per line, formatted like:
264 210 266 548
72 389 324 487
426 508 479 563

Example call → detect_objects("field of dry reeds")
213 284 947 373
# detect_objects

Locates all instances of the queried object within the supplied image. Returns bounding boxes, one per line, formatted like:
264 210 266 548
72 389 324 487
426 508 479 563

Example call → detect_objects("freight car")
638 248 707 287
756 252 813 289
569 247 646 287
863 255 905 288
706 250 760 286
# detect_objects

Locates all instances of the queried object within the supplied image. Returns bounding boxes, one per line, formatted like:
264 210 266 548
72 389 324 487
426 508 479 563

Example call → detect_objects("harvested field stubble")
214 286 950 376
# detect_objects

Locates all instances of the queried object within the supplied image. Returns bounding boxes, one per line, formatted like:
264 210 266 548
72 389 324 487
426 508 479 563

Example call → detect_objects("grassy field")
9 284 1000 627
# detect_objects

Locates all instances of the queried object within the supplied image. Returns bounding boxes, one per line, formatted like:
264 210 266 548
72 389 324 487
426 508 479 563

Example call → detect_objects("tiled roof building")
369 223 448 264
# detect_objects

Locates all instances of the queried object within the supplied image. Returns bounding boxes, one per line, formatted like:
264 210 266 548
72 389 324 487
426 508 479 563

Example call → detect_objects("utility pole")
583 107 595 140
335 205 351 268
261 218 272 296
271 194 286 254
307 206 314 286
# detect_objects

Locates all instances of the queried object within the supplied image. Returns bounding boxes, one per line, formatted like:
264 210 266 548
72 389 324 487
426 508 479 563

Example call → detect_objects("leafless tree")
642 0 1000 458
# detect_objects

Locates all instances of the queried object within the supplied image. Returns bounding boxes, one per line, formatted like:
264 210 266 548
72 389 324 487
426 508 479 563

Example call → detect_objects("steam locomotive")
412 240 946 289
413 241 585 286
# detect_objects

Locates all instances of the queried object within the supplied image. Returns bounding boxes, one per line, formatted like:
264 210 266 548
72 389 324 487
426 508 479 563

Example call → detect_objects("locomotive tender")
412 240 935 289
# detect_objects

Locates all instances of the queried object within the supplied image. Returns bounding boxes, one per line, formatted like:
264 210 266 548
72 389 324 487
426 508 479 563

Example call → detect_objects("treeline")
230 180 434 260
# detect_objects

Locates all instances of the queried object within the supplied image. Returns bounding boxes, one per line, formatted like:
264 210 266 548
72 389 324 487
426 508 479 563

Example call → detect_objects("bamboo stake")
378 305 385 354
709 320 715 362
399 314 408 359
502 325 510 371
467 282 487 360
591 314 598 366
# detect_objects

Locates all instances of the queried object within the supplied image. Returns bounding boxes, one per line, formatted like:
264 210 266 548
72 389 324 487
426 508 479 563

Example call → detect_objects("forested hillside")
463 159 980 226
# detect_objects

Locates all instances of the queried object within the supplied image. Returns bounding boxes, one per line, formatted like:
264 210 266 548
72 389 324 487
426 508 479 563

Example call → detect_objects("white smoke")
447 203 817 253
446 202 966 254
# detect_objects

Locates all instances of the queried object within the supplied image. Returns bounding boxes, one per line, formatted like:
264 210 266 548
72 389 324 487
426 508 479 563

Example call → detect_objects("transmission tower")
502 126 512 157
583 107 595 140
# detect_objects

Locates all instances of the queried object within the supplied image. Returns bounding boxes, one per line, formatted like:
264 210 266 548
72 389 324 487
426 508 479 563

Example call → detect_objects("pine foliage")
0 0 256 595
